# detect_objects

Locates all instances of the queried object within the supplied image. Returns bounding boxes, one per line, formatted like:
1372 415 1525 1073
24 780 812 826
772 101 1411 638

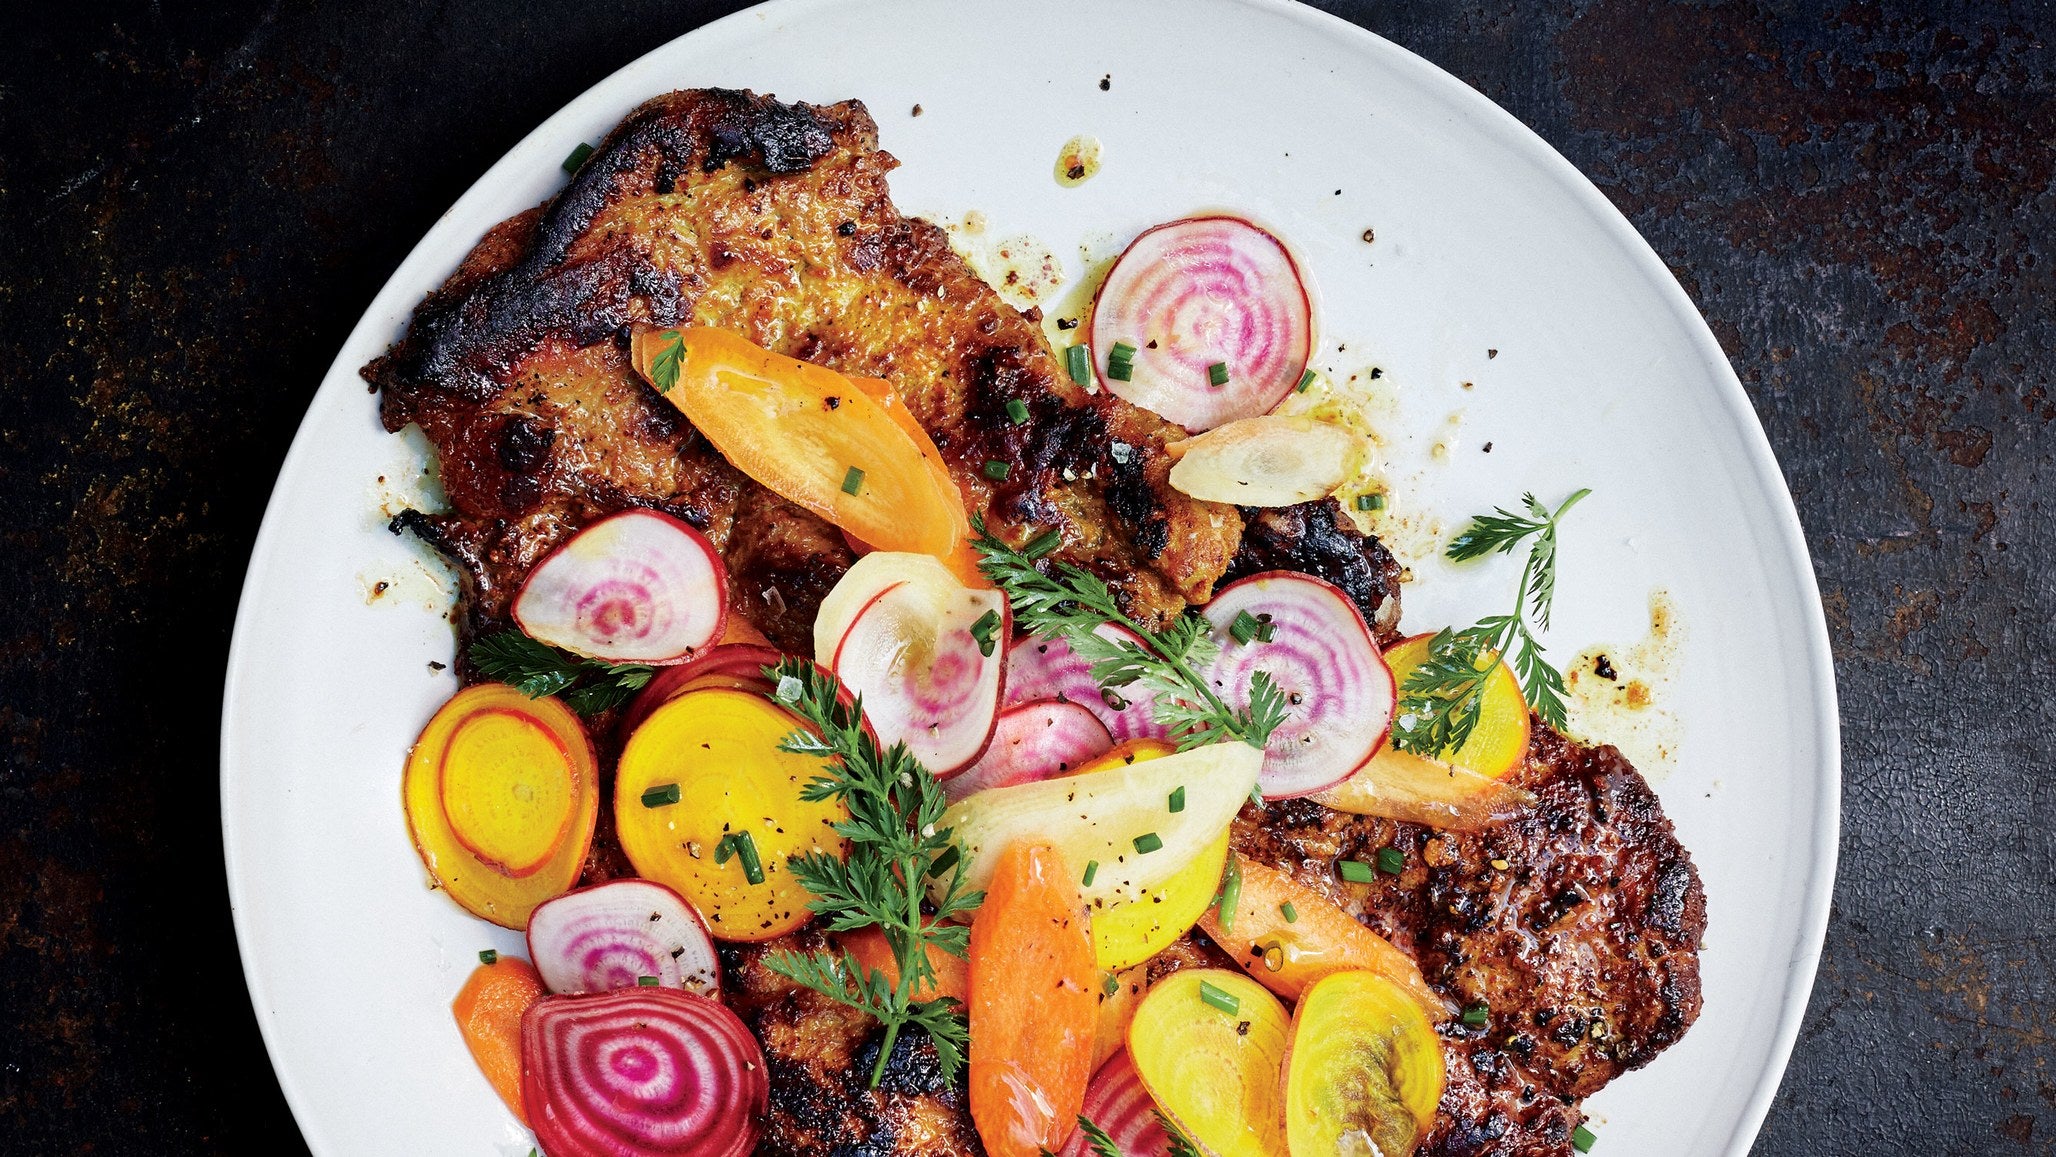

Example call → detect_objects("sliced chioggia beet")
931 740 1261 910
526 879 719 998
521 987 766 1157
1058 1049 1176 1157
816 551 1006 776
944 699 1115 803
1004 627 1168 743
1090 215 1313 432
1201 571 1395 798
513 508 727 664
1166 415 1367 506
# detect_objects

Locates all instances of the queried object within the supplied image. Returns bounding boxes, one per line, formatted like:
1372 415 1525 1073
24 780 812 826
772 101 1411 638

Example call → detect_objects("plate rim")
220 1 1842 1152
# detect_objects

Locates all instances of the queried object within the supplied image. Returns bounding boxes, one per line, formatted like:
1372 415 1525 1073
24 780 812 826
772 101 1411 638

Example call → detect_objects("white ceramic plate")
221 1 1839 1153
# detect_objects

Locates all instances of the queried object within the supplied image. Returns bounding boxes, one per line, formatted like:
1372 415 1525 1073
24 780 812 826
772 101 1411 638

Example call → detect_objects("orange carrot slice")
451 956 547 1125
1197 855 1450 1019
839 925 969 1004
969 842 1098 1157
629 327 982 585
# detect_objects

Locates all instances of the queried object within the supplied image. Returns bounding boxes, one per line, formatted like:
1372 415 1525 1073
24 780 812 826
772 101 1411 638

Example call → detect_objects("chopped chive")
1338 859 1375 884
1215 854 1243 932
1572 1124 1597 1153
1259 940 1285 972
1103 973 1121 997
1082 860 1100 887
1022 527 1063 559
638 975 660 987
478 949 498 965
969 608 1002 656
926 844 961 879
1107 359 1133 382
1066 343 1092 385
1133 832 1163 854
1229 609 1263 645
1005 398 1031 424
1462 1003 1490 1027
1168 786 1186 813
733 830 765 885
841 465 865 496
1198 979 1241 1015
1206 361 1229 387
1110 341 1138 362
713 834 735 865
983 459 1011 481
641 782 681 808
1279 901 1298 923
561 142 595 173
1377 846 1406 875
1296 368 1317 392
1356 493 1385 512
1256 622 1277 642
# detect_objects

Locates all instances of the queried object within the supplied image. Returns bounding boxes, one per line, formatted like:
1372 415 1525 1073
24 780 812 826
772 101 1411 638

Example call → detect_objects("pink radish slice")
1201 571 1395 798
1004 626 1170 743
829 576 1007 777
1058 1049 1174 1157
1090 216 1313 433
522 987 765 1157
526 879 719 999
514 509 728 664
944 699 1115 803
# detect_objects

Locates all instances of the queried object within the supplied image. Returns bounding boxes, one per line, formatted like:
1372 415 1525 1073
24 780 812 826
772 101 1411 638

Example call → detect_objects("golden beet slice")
403 684 598 929
614 688 849 942
1283 970 1445 1157
1128 969 1290 1157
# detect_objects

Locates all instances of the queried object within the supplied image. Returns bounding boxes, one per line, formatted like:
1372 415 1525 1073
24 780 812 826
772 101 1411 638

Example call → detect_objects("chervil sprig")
1392 489 1590 754
760 658 980 1087
971 516 1286 751
469 630 653 715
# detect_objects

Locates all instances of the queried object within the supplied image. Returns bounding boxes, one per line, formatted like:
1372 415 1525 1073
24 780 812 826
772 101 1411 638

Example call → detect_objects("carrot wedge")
969 842 1098 1157
451 956 547 1125
1197 855 1451 1019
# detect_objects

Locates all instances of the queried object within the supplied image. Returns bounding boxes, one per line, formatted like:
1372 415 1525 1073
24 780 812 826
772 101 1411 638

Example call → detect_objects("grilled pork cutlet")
368 87 1265 649
369 87 1701 1156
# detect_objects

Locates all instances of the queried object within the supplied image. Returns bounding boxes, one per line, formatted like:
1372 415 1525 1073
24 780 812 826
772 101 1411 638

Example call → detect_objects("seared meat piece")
1230 724 1706 1156
1225 498 1405 645
723 935 984 1157
366 87 1287 641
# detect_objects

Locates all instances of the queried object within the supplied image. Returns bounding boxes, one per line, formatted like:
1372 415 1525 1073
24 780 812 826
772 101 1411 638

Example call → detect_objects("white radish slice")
525 878 720 998
944 699 1115 803
1201 571 1395 798
1004 627 1170 743
513 508 727 664
817 552 1007 777
1090 215 1313 432
1167 415 1368 506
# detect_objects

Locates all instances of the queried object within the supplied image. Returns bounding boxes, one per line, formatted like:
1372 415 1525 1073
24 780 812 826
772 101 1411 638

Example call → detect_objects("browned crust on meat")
1230 723 1706 1156
364 87 1283 643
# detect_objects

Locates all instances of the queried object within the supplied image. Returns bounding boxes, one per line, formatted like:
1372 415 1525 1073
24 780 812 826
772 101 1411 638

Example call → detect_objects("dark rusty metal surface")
0 1 2048 1153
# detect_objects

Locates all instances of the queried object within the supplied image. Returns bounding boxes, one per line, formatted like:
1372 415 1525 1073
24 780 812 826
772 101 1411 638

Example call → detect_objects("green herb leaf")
1076 1116 1123 1157
470 630 654 717
759 659 979 1087
1392 488 1589 752
649 328 687 391
973 515 1287 752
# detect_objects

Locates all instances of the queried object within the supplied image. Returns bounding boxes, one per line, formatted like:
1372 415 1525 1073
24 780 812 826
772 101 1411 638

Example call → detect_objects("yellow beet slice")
440 708 577 877
403 683 598 929
614 688 849 942
1128 969 1290 1157
1284 970 1445 1156
1093 830 1230 971
1381 633 1529 778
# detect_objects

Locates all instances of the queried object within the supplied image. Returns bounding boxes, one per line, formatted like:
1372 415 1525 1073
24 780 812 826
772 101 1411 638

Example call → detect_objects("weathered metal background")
1 1 2049 1152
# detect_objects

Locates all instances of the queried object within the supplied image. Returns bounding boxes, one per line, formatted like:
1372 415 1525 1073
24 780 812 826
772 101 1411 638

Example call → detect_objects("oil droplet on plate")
1055 134 1104 187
